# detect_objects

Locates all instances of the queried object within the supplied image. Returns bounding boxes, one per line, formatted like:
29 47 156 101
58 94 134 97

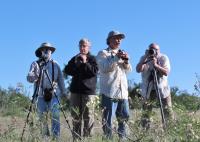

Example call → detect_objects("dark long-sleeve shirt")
64 53 98 95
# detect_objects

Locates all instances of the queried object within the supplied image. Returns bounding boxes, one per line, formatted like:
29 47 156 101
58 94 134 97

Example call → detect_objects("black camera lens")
118 49 123 54
118 49 128 60
35 50 43 58
148 49 157 55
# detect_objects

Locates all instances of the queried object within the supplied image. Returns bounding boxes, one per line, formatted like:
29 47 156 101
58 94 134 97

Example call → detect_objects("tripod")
21 61 83 142
152 67 166 129
21 64 44 141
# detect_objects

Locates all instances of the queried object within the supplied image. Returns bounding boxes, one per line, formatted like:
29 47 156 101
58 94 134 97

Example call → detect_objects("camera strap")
36 60 43 86
52 60 54 84
36 60 55 87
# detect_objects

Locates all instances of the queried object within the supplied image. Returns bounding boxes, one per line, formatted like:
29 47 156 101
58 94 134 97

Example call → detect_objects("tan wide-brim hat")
35 42 56 57
36 42 56 53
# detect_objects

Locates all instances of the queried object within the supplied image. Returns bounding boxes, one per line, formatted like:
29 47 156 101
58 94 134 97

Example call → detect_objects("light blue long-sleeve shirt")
27 59 66 97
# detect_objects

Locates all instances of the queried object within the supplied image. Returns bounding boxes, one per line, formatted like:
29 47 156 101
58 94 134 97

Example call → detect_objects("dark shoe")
141 118 151 130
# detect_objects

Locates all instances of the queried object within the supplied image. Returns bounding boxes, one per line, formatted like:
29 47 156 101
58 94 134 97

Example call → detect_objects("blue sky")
0 0 200 95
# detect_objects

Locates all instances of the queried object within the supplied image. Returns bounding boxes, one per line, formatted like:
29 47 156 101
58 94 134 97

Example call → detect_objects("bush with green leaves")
1 78 200 141
0 86 30 116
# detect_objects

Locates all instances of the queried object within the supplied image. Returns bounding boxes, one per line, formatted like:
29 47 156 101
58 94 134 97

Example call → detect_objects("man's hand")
79 54 87 63
121 52 129 61
117 50 129 61
152 56 159 68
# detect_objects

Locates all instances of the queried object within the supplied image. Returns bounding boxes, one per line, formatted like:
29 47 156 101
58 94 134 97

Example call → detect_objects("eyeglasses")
43 49 52 54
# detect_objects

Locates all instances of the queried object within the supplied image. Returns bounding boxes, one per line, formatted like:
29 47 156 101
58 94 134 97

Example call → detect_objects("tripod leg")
53 92 84 140
153 68 166 129
21 91 39 142
21 69 44 141
51 101 60 138
21 103 33 142
43 69 84 141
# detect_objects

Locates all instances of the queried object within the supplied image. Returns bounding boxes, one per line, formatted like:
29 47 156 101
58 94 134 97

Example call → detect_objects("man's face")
149 44 160 55
41 48 52 60
109 36 122 49
79 42 90 55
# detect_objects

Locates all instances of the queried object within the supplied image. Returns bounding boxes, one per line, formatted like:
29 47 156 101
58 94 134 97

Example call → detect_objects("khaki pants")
141 90 173 129
70 93 95 139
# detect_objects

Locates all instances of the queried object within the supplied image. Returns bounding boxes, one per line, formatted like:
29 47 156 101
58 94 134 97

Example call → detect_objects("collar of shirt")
108 47 119 54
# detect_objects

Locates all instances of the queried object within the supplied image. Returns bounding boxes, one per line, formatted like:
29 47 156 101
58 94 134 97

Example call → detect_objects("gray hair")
79 38 91 47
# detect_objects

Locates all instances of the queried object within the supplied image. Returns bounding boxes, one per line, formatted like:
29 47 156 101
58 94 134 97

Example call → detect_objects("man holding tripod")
136 43 173 129
27 42 67 140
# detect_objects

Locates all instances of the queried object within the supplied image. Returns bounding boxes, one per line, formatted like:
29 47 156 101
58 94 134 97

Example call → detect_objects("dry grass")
0 109 200 142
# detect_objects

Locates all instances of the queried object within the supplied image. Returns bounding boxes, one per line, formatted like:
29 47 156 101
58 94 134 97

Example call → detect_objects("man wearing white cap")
96 31 132 140
27 42 67 140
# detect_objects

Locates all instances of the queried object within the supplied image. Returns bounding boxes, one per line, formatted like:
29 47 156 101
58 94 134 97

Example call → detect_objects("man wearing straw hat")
27 42 67 140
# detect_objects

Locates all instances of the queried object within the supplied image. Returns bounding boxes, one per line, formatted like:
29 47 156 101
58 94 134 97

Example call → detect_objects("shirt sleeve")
63 57 79 76
55 62 67 97
27 61 40 83
160 55 171 73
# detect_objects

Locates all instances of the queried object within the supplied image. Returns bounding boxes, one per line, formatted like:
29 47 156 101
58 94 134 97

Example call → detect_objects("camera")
35 49 43 58
43 88 53 102
148 48 157 56
35 50 49 60
118 49 128 60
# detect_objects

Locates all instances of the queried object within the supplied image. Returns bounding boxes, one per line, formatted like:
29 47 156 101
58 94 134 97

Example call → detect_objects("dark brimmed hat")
35 42 56 57
106 30 125 45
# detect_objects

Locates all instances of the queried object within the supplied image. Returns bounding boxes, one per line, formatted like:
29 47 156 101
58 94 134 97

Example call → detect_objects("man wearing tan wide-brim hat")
27 42 67 140
35 42 56 58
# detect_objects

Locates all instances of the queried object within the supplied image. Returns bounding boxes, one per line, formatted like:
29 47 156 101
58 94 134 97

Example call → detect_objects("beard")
41 51 51 61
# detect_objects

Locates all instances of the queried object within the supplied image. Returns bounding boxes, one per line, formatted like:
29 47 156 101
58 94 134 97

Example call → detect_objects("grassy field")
0 108 200 142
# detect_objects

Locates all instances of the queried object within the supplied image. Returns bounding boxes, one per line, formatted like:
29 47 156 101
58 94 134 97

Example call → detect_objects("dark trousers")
141 90 173 129
70 93 95 140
